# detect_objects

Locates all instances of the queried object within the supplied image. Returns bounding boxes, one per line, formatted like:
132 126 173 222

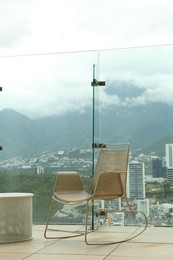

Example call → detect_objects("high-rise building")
127 161 145 199
167 168 173 186
103 199 124 226
104 198 121 210
165 144 173 185
136 199 150 218
165 144 173 168
36 166 44 174
152 158 167 178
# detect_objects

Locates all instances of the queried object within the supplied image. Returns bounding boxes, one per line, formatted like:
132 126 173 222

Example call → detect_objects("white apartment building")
136 198 150 218
127 161 145 199
167 168 173 186
36 165 44 174
165 144 173 167
165 144 173 185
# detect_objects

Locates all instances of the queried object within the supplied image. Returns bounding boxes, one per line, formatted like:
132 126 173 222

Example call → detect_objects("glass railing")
0 45 173 227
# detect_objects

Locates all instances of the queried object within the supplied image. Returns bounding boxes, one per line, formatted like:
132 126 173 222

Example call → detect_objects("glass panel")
98 45 173 227
0 51 98 224
0 45 173 227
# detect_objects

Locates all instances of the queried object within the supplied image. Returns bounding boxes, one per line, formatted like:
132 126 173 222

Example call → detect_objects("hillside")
1 82 173 159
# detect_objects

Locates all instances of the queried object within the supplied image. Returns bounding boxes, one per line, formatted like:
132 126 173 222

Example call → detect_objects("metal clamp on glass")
92 143 106 149
91 79 105 87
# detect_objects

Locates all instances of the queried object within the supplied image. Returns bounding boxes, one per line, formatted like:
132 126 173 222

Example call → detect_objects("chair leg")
44 199 85 239
85 198 148 245
84 200 89 244
123 197 148 240
85 200 119 245
44 198 54 239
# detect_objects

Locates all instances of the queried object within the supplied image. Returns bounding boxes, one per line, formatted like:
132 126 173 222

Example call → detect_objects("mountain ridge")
1 81 173 159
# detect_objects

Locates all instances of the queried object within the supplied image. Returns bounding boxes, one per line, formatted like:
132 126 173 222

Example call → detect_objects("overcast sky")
0 0 173 118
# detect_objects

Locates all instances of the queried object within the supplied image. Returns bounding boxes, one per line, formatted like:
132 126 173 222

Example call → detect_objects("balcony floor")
0 225 173 260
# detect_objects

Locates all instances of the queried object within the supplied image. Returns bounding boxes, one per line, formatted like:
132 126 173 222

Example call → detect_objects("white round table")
0 193 33 243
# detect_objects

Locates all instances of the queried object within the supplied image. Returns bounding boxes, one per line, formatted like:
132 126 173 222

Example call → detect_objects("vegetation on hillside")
0 171 91 224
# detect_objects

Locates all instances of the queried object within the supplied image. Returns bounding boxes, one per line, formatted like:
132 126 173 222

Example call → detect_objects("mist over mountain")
0 81 173 159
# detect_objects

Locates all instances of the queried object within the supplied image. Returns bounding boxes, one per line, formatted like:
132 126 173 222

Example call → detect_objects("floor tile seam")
22 240 58 259
101 242 123 259
103 241 173 259
0 252 28 255
26 252 109 257
102 227 149 259
104 254 172 259
126 241 173 245
85 230 139 233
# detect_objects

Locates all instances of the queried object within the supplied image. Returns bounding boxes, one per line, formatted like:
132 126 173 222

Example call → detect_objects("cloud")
0 51 95 118
0 0 32 48
1 0 173 118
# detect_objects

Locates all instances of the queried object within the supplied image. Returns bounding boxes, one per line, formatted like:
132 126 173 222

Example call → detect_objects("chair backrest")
54 171 84 193
92 143 130 198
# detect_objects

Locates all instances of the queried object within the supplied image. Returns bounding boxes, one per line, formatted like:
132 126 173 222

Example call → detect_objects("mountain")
1 82 173 159
0 109 58 159
0 108 93 159
100 103 173 155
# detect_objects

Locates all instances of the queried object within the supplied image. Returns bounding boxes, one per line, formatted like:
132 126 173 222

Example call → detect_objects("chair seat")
54 190 90 204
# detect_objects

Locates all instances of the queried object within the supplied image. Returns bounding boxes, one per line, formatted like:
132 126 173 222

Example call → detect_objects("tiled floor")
0 225 173 260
